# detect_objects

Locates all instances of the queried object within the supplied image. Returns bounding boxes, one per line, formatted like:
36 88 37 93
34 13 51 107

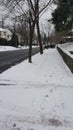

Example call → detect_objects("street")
0 47 40 73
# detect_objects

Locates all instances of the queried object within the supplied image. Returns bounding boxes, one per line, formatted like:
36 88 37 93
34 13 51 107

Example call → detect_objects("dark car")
44 44 55 49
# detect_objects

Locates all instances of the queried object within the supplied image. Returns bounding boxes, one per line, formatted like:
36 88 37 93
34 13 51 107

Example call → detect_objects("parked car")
44 44 55 49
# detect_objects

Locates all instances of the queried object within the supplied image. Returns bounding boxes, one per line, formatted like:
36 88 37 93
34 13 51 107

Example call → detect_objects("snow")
0 28 6 32
0 48 73 130
58 42 73 58
59 42 73 52
0 45 39 52
0 46 29 52
0 46 19 52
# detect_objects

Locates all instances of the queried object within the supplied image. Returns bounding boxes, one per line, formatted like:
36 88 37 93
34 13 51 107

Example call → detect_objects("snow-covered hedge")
57 46 73 73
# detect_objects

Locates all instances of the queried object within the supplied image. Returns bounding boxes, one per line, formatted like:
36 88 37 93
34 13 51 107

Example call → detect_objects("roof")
0 28 6 32
0 28 12 35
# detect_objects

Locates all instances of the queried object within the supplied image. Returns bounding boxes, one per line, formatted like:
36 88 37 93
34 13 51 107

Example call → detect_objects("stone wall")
57 46 73 73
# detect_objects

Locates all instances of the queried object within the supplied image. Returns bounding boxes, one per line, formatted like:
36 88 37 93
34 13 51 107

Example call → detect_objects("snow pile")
0 49 73 130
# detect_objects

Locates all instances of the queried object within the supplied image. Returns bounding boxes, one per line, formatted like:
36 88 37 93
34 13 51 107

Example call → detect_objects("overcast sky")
0 2 56 35
39 3 56 35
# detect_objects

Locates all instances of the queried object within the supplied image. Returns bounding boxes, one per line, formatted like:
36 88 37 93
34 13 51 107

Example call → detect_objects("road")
0 47 40 73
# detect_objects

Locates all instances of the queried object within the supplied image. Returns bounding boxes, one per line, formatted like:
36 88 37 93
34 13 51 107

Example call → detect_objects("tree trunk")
36 20 43 54
28 21 35 63
28 30 33 63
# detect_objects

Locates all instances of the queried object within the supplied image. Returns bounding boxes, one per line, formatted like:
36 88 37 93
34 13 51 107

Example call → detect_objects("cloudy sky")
39 3 56 35
0 1 56 35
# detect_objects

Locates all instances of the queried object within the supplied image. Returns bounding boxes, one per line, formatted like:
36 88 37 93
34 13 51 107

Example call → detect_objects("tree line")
52 0 73 33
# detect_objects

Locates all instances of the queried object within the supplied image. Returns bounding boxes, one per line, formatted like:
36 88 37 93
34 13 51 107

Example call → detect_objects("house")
0 28 12 40
0 28 12 45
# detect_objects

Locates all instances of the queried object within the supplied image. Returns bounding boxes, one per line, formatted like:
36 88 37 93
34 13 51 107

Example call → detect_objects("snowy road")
0 48 73 130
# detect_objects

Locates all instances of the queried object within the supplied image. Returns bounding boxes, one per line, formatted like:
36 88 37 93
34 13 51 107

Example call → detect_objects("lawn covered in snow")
59 42 73 52
0 45 38 52
58 42 73 58
0 48 73 130
0 46 19 51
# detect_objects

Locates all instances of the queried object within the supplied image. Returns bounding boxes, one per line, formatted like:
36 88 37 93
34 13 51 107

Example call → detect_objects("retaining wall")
57 46 73 73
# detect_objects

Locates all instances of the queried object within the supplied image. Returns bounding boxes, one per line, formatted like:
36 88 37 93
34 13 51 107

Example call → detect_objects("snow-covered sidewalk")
0 48 73 130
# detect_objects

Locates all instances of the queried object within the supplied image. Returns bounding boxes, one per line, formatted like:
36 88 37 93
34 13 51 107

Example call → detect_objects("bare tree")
2 0 53 62
26 0 53 62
